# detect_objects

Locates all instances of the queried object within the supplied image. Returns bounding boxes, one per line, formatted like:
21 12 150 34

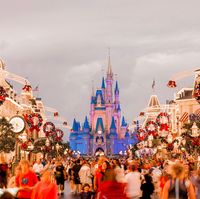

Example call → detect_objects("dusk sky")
1 0 200 138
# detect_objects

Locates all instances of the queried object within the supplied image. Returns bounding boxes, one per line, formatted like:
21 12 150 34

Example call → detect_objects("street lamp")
191 122 199 137
56 143 60 157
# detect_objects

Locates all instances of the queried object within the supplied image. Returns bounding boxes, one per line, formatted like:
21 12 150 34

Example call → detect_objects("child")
80 183 94 199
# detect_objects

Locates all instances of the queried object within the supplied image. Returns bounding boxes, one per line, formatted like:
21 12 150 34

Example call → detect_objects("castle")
69 57 137 155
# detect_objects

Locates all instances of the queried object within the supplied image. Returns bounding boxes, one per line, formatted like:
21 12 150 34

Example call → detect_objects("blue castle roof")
90 96 96 104
121 116 127 127
110 116 117 130
96 90 104 104
115 81 119 94
72 119 78 131
96 117 104 132
83 116 90 130
101 77 105 89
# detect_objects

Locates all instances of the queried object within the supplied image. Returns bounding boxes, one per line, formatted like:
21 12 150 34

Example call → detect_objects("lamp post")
56 143 60 157
191 122 199 137
18 132 28 159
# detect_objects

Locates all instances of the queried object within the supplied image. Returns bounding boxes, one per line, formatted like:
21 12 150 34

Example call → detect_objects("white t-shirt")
125 171 141 197
33 163 44 173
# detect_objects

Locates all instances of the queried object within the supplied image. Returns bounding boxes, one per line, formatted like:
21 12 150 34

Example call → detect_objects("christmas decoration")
54 129 64 142
43 122 55 137
136 128 147 141
167 80 177 88
0 86 8 106
145 121 158 137
24 113 43 132
193 72 200 104
22 84 32 92
21 142 28 150
189 113 200 122
156 112 169 136
0 117 16 153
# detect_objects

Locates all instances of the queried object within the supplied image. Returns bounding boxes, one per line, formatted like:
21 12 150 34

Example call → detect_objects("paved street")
60 181 80 199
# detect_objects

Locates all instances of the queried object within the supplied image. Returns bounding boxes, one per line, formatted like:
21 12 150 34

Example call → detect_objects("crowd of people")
0 153 199 199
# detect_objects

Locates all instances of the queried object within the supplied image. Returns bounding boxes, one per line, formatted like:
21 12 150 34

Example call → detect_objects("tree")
182 121 200 156
0 117 16 153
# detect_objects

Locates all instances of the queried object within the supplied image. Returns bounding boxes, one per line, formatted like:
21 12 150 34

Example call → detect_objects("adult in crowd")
79 161 92 188
97 168 129 199
140 174 155 199
125 164 141 199
72 159 82 194
31 170 58 199
54 160 66 195
161 162 196 199
190 168 200 199
15 159 38 199
32 159 44 180
0 155 8 188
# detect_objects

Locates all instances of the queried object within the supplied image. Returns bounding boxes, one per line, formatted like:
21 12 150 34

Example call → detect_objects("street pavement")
60 181 80 199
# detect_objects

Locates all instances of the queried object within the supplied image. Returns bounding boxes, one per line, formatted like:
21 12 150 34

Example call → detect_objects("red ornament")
167 80 177 88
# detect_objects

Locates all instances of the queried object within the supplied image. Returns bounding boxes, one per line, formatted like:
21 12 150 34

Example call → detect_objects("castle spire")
101 77 105 89
115 81 119 94
110 116 117 130
91 80 94 96
107 48 113 78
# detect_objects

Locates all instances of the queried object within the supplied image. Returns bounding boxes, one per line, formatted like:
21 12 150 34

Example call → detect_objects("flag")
33 85 39 92
54 112 59 117
152 79 155 90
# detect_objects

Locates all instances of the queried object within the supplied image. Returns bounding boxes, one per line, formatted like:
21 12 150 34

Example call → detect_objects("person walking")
32 159 44 181
15 159 38 199
140 174 154 199
31 170 58 199
125 164 141 199
161 162 196 199
54 161 66 196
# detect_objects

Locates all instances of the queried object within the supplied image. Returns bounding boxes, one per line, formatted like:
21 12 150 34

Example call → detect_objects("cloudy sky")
1 0 200 138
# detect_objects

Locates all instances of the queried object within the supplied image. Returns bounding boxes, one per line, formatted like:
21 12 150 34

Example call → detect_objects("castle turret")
114 81 120 110
120 116 127 139
83 116 90 133
101 77 105 100
105 54 114 131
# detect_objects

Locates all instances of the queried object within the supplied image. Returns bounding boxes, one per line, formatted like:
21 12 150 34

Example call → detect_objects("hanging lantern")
167 80 177 88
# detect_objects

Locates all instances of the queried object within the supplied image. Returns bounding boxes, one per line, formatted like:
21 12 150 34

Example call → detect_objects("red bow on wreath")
160 123 169 131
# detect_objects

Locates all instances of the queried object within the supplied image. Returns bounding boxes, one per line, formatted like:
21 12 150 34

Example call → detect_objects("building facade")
69 58 138 155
